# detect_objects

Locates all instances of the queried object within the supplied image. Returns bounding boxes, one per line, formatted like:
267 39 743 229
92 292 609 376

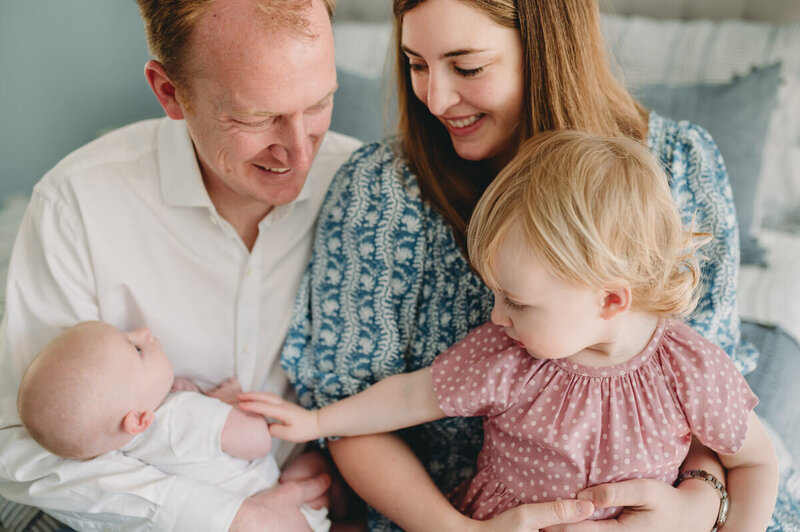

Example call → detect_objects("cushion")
602 15 800 233
738 228 800 345
331 68 395 143
635 64 782 265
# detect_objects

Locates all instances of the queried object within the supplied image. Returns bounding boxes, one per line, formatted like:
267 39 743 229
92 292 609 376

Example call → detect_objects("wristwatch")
674 469 729 531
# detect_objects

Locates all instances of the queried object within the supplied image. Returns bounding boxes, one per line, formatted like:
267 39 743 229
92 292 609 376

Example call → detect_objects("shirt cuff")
154 476 245 532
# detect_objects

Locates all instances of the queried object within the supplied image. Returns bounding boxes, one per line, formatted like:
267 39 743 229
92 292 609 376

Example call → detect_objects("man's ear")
122 410 155 435
144 60 185 120
599 287 631 320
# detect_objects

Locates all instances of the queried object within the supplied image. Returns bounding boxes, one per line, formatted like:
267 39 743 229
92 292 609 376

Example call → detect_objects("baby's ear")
599 286 631 320
122 410 154 435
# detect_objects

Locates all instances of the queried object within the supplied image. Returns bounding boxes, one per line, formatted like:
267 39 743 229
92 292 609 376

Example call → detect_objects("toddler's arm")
238 367 446 442
714 410 778 532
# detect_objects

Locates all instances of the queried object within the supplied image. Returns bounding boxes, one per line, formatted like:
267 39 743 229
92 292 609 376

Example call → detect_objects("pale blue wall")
0 1 163 201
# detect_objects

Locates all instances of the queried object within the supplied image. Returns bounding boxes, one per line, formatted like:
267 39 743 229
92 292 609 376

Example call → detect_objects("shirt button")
246 267 253 277
242 344 249 353
209 216 218 225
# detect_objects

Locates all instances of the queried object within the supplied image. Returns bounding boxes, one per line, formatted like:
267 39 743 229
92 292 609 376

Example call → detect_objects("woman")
282 0 756 529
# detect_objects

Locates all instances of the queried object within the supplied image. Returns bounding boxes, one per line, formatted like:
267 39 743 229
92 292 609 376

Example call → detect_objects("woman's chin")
451 142 493 163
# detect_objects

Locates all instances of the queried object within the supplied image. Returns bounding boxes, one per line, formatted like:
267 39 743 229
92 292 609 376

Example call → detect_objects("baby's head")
17 321 174 460
468 130 706 353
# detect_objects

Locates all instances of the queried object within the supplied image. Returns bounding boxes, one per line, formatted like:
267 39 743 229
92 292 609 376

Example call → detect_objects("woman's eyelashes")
407 60 486 78
455 66 484 77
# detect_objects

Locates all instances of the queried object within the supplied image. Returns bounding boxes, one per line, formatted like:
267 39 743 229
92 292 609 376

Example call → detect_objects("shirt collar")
157 118 315 210
158 118 213 208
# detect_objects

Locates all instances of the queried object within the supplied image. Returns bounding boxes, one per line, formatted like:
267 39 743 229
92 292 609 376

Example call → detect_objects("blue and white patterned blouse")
282 112 763 529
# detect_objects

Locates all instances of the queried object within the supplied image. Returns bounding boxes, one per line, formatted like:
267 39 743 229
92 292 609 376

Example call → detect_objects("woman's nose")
426 70 459 116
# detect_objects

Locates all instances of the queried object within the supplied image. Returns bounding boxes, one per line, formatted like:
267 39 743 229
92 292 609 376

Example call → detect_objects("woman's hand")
470 499 595 532
542 477 719 532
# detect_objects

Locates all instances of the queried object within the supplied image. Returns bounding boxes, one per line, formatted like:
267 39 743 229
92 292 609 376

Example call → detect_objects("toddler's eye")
136 345 143 356
504 296 525 311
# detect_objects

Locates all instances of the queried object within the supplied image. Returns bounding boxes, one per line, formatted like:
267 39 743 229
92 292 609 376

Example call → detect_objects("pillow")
331 22 396 143
331 68 395 143
739 229 800 346
602 16 800 233
635 64 782 265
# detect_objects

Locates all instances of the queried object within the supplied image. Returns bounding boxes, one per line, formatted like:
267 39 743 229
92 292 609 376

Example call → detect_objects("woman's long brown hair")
392 0 648 249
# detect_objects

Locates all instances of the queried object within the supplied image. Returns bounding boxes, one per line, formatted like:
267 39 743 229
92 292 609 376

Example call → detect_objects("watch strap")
674 469 729 530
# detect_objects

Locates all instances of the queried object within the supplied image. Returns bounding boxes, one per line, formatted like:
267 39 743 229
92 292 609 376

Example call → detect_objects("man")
0 0 359 530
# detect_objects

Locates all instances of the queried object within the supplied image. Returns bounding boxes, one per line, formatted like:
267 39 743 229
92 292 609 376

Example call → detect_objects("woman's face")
401 0 524 166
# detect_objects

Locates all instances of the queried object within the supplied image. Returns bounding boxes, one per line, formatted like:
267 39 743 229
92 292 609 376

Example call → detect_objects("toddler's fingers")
267 423 296 441
238 391 285 404
237 400 283 418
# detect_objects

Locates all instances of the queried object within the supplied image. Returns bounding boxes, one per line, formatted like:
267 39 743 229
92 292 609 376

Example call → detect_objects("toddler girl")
240 130 778 530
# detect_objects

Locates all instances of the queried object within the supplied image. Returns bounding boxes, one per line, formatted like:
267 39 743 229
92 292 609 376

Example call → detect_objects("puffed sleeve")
660 321 758 455
432 323 539 418
654 114 758 375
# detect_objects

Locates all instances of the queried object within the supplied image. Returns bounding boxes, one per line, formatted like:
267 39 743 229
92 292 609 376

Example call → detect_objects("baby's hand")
171 377 201 393
238 392 321 443
207 377 243 406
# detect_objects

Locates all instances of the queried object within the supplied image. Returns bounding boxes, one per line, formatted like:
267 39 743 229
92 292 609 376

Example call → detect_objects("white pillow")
738 229 800 345
602 15 800 232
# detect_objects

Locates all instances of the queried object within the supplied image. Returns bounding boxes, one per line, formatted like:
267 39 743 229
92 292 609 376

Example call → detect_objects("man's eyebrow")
238 86 338 119
401 45 488 59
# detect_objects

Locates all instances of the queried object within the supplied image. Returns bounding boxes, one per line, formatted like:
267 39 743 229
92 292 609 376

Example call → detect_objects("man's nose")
269 114 313 171
426 71 459 117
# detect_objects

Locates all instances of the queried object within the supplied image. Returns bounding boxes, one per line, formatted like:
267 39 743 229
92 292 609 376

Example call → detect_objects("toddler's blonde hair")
468 130 709 318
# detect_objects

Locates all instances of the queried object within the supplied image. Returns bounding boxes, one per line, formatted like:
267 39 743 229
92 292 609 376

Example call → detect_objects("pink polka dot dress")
431 319 758 521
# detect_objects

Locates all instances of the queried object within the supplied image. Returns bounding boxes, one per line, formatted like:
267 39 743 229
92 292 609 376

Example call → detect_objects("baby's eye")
135 345 143 356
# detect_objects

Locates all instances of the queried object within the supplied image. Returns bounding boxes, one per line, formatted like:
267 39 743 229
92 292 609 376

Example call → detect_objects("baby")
240 130 779 530
17 321 329 532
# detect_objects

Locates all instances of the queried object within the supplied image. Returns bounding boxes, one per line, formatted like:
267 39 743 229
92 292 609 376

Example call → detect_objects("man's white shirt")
0 117 360 531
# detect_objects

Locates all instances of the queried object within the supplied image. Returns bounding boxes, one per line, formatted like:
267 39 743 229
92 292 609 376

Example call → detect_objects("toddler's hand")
238 392 321 443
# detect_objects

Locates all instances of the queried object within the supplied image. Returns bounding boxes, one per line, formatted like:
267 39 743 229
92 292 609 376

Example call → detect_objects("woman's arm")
329 433 595 532
544 438 723 532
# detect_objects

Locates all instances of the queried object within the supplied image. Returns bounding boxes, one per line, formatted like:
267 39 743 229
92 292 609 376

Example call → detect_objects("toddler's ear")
599 287 631 320
122 410 155 435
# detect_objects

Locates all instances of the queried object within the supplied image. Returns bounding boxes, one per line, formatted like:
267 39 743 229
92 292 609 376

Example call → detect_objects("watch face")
718 496 730 525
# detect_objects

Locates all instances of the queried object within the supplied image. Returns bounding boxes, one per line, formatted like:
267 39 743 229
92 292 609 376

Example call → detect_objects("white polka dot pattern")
430 319 758 520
